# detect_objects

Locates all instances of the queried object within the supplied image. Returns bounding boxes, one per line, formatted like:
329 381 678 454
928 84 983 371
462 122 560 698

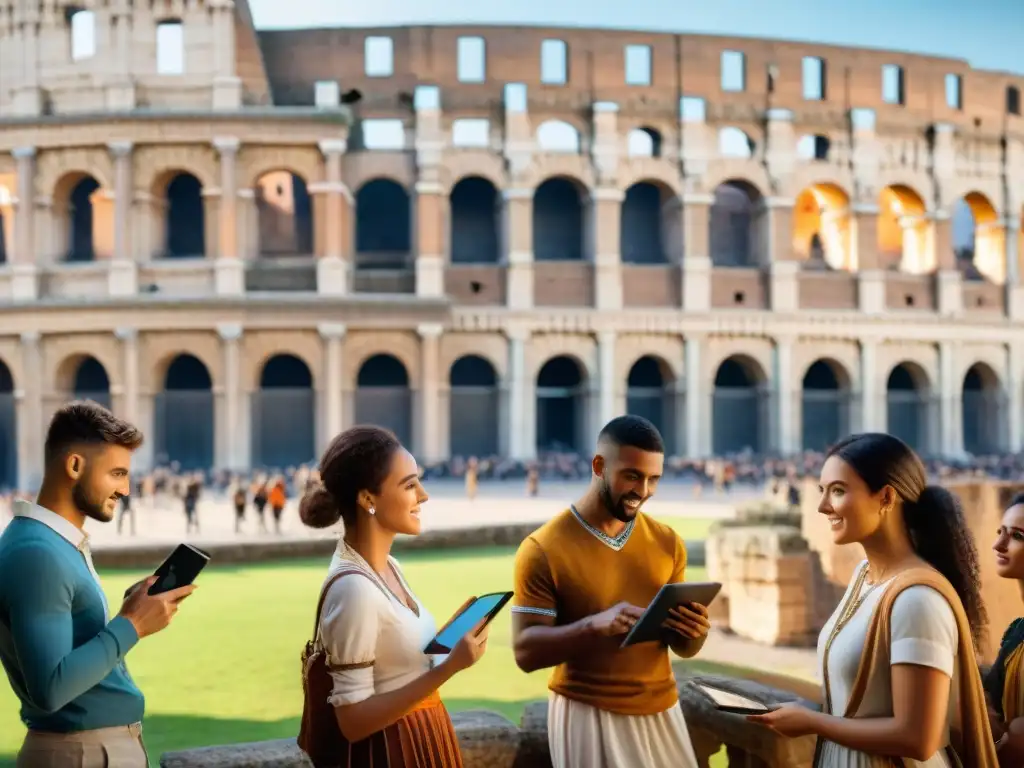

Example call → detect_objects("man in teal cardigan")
0 401 197 767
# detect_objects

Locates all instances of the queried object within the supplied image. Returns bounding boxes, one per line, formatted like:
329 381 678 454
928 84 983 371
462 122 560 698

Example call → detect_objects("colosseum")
0 4 1022 490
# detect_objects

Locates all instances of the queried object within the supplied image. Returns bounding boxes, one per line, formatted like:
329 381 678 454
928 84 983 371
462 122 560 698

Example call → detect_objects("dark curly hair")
298 425 403 530
828 432 988 650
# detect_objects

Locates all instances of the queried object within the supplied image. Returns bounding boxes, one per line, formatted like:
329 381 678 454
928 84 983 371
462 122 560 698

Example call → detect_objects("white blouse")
816 560 959 768
320 547 440 707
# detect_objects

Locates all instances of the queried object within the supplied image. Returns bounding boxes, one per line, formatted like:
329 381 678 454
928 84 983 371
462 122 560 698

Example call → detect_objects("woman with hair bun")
748 432 998 767
297 425 488 767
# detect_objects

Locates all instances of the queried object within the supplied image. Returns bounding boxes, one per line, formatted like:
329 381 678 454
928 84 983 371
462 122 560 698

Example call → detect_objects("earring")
368 507 376 516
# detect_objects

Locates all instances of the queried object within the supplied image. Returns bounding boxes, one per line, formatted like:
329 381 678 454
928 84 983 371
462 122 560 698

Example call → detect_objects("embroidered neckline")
570 505 635 551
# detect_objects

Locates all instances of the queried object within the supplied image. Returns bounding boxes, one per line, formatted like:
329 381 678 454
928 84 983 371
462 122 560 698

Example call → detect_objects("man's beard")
600 479 643 524
72 482 115 523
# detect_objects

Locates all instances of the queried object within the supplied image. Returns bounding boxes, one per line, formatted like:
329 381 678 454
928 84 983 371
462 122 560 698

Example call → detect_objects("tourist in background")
296 425 488 768
511 415 708 768
268 477 286 534
986 491 1024 765
0 402 196 768
748 432 997 767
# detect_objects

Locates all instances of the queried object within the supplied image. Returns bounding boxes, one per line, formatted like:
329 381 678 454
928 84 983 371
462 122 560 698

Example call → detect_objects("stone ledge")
158 675 811 768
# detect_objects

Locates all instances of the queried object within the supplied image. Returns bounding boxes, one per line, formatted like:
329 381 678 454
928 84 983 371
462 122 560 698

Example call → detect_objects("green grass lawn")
0 517 751 766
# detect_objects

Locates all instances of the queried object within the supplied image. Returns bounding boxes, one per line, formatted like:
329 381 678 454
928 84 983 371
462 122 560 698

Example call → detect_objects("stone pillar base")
936 269 962 317
10 264 38 302
1008 284 1024 322
681 256 711 312
107 260 137 296
857 270 886 314
316 256 350 296
214 258 245 296
11 86 42 117
415 255 445 298
593 254 622 310
505 253 534 309
105 81 136 111
212 77 243 110
768 261 799 312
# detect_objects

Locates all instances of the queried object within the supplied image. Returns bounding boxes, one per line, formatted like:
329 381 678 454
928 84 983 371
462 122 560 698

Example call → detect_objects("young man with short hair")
512 415 710 767
0 401 196 767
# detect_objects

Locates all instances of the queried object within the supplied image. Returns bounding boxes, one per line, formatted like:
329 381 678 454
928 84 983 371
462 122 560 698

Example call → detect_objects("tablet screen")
695 684 769 712
433 593 507 649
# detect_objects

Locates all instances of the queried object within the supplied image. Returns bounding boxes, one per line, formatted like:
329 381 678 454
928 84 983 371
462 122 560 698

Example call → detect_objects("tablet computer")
148 543 211 596
423 591 513 655
692 681 770 715
620 581 722 648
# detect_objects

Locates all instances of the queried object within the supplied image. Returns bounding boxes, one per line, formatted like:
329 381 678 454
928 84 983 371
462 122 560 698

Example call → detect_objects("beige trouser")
17 722 149 768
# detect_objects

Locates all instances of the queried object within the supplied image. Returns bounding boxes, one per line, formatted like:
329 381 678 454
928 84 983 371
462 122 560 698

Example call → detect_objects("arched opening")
448 355 499 457
533 177 584 261
620 181 674 264
952 192 1002 283
886 363 931 453
962 363 1003 456
255 171 314 256
164 173 206 258
355 354 412 448
627 127 662 158
71 356 112 409
252 354 316 469
536 355 587 453
712 356 768 454
450 176 500 263
878 185 928 273
66 175 101 262
796 135 831 162
0 360 16 489
355 179 412 269
535 120 580 154
626 356 677 455
801 360 850 452
156 354 215 470
710 180 763 267
793 183 853 270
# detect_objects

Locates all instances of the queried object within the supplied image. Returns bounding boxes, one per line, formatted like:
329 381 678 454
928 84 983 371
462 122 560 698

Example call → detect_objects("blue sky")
248 0 1023 75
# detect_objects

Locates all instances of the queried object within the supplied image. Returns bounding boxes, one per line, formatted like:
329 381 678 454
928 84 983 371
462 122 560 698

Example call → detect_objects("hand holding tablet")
620 582 722 648
423 591 513 655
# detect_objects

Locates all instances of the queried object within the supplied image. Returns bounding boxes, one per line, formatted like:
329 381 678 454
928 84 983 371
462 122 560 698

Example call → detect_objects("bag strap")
310 562 393 647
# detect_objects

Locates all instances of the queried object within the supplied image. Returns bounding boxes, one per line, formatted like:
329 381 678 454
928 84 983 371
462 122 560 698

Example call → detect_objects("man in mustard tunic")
511 415 711 767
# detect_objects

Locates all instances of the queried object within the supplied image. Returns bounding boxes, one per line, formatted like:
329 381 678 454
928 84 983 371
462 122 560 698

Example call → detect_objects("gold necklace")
821 564 881 716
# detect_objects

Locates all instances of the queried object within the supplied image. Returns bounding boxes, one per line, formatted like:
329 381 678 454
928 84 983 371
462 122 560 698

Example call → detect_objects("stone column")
114 327 139 425
105 10 135 110
211 0 242 109
316 139 351 295
12 5 42 116
318 323 346 450
766 198 799 312
506 328 529 460
502 189 533 309
107 141 137 296
932 210 962 317
596 331 616 432
1008 342 1023 453
11 146 37 300
853 204 885 314
684 335 706 458
859 339 879 433
414 181 445 298
217 323 245 469
17 331 44 491
773 336 796 454
682 193 712 312
592 190 623 311
417 323 443 461
213 137 244 295
938 341 960 458
1006 215 1023 322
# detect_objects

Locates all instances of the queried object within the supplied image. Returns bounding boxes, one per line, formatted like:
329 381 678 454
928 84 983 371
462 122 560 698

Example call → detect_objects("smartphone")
148 544 211 596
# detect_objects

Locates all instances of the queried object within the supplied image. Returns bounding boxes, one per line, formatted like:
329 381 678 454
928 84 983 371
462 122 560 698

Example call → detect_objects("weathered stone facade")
1 8 1023 488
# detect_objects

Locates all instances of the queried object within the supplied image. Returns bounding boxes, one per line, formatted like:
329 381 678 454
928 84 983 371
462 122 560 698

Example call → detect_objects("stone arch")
155 353 215 470
712 355 769 455
710 179 764 267
800 358 852 452
53 171 106 262
0 358 15 489
536 354 589 453
718 127 755 159
355 354 413 448
626 355 678 454
252 354 316 469
450 176 499 264
627 127 662 158
156 171 206 258
355 178 412 269
878 184 928 273
952 191 1002 283
448 354 499 457
533 176 585 261
793 183 853 270
62 355 112 409
621 180 676 264
885 361 933 454
961 362 1003 456
535 120 580 154
254 169 314 256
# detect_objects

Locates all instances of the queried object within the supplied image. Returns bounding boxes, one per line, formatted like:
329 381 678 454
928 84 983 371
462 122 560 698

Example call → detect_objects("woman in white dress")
748 432 997 767
296 425 490 768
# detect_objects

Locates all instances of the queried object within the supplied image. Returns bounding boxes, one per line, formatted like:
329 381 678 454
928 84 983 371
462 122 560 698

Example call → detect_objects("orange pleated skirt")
337 691 463 768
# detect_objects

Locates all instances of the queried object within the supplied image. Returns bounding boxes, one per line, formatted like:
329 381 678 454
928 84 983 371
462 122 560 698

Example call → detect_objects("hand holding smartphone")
147 544 211 596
